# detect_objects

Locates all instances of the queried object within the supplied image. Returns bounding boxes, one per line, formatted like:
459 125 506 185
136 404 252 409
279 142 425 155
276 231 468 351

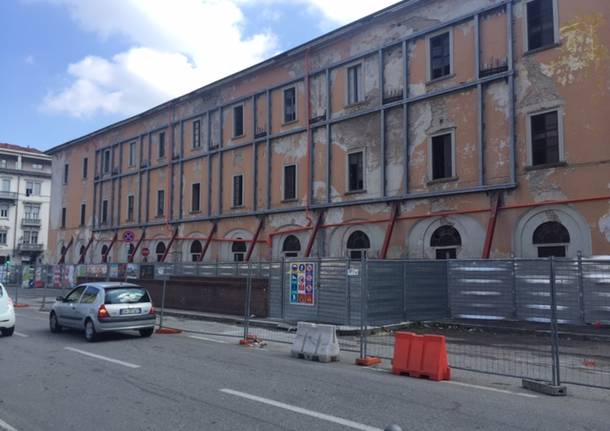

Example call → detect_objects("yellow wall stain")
541 13 609 86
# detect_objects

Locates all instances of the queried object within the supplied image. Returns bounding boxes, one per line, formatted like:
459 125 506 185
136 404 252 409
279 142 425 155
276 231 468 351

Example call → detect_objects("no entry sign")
141 247 150 257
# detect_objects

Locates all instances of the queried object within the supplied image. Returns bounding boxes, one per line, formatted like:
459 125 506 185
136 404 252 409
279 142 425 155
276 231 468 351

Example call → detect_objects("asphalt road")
1 306 610 431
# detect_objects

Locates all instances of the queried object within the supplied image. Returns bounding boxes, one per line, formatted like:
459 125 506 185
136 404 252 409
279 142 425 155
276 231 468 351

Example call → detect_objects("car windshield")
104 287 150 304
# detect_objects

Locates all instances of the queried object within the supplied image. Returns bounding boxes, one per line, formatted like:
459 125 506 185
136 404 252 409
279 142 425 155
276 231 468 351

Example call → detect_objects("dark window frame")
530 110 561 166
347 150 365 192
101 200 108 224
80 203 86 226
233 105 244 138
63 164 69 184
82 157 88 179
61 207 66 228
347 63 363 105
191 183 200 212
158 132 166 159
103 150 111 174
283 164 297 201
429 30 452 81
283 87 297 123
193 120 201 148
232 174 244 208
431 132 454 180
526 0 557 52
157 190 165 217
127 195 135 222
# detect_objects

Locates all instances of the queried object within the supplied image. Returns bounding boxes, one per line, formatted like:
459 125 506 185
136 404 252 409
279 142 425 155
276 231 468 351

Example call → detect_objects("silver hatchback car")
49 282 156 342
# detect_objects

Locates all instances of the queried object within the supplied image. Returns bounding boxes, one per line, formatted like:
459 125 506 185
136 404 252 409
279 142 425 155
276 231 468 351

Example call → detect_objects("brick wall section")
77 276 269 317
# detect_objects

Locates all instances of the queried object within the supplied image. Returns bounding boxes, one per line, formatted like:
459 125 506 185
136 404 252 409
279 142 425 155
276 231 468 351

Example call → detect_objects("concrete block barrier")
291 322 340 363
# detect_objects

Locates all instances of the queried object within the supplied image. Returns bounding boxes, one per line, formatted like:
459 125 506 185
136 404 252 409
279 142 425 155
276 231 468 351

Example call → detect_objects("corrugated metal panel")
404 261 449 321
449 260 514 320
367 260 404 325
514 260 552 323
582 260 610 324
552 259 582 324
317 260 350 324
268 261 284 319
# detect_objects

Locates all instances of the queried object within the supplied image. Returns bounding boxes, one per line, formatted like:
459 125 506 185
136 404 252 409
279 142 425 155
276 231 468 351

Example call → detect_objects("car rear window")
104 287 150 304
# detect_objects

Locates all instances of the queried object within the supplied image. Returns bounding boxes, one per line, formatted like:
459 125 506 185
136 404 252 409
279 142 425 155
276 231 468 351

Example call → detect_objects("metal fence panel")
582 260 610 324
404 261 449 321
366 260 404 325
514 260 553 323
448 260 515 320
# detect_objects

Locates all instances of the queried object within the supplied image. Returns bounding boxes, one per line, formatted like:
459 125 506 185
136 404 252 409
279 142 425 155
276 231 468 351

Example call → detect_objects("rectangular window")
1 179 9 192
24 204 40 220
25 180 41 197
157 190 165 217
232 175 243 207
103 150 110 173
158 132 166 158
347 64 362 105
32 163 43 170
429 31 451 80
191 183 200 212
283 87 297 123
531 111 560 166
82 157 88 179
431 133 453 180
0 206 8 218
129 142 136 166
233 105 244 137
63 164 69 183
80 203 86 226
0 160 6 168
193 120 201 148
102 200 108 224
0 231 6 245
127 195 134 221
283 165 296 201
348 151 364 192
527 0 556 51
61 207 66 228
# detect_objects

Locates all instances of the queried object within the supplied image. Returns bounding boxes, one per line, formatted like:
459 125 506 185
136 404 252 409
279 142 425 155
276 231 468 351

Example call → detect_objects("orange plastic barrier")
391 332 451 381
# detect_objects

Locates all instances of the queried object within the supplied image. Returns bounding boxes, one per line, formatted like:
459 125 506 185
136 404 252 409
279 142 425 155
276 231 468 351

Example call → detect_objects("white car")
0 283 15 337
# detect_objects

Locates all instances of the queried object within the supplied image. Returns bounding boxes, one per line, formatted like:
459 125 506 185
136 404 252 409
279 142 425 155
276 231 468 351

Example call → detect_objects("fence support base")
522 379 567 396
355 356 382 366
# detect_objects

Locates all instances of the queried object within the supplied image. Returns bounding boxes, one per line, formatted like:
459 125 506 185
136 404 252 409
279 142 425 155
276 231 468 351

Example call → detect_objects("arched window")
101 245 108 263
190 240 203 262
533 221 570 257
232 239 246 262
431 225 461 259
346 231 370 260
155 242 166 262
282 235 301 258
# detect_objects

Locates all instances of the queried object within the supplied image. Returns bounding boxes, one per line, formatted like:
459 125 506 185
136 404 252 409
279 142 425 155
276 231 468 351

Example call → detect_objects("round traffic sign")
123 230 135 242
141 247 150 257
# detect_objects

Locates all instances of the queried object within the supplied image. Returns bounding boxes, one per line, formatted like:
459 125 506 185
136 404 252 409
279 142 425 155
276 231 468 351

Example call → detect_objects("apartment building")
0 143 52 264
47 0 610 264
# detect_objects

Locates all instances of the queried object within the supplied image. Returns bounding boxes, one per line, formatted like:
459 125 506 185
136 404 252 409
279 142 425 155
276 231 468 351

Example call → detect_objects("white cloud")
40 0 277 117
40 0 398 117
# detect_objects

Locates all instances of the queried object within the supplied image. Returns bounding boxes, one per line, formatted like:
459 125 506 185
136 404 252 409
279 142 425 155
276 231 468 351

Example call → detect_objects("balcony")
21 218 41 227
17 243 44 253
0 190 17 201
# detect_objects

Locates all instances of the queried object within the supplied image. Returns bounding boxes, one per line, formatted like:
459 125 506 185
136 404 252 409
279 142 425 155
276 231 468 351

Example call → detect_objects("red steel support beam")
304 210 324 258
128 229 146 263
58 237 74 264
380 203 400 259
198 222 217 262
245 217 265 262
482 192 502 259
160 227 179 262
103 232 118 263
78 236 95 264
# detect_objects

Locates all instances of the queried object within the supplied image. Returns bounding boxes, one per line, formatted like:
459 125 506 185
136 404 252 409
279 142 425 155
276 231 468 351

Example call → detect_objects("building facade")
47 0 610 264
0 144 52 264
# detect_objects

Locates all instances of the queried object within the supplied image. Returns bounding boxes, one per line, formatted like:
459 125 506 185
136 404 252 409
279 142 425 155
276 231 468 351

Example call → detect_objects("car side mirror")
56 296 64 302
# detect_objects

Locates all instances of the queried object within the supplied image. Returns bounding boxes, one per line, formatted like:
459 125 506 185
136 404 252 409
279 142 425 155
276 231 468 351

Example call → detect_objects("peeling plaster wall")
48 0 610 264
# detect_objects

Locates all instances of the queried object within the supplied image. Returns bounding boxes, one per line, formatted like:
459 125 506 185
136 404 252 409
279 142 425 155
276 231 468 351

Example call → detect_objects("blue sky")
0 0 397 151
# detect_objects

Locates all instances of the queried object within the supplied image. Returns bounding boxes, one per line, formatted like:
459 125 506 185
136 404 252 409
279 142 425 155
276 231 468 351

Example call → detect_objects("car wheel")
0 326 14 337
139 328 154 338
84 319 97 342
49 312 62 333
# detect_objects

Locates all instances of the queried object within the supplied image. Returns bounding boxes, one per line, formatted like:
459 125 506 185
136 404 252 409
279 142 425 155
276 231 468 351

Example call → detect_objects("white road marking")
13 332 28 338
0 417 18 431
443 381 538 398
220 389 383 431
64 347 140 369
187 335 228 344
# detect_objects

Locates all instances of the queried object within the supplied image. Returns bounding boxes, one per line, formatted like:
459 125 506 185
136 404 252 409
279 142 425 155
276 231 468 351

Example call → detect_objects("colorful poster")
289 262 315 306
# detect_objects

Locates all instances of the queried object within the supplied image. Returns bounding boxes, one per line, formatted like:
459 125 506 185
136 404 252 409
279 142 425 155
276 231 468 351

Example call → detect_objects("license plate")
120 308 141 315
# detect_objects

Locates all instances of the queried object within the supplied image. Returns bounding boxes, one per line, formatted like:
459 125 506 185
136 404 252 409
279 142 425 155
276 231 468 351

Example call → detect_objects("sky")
0 0 399 152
